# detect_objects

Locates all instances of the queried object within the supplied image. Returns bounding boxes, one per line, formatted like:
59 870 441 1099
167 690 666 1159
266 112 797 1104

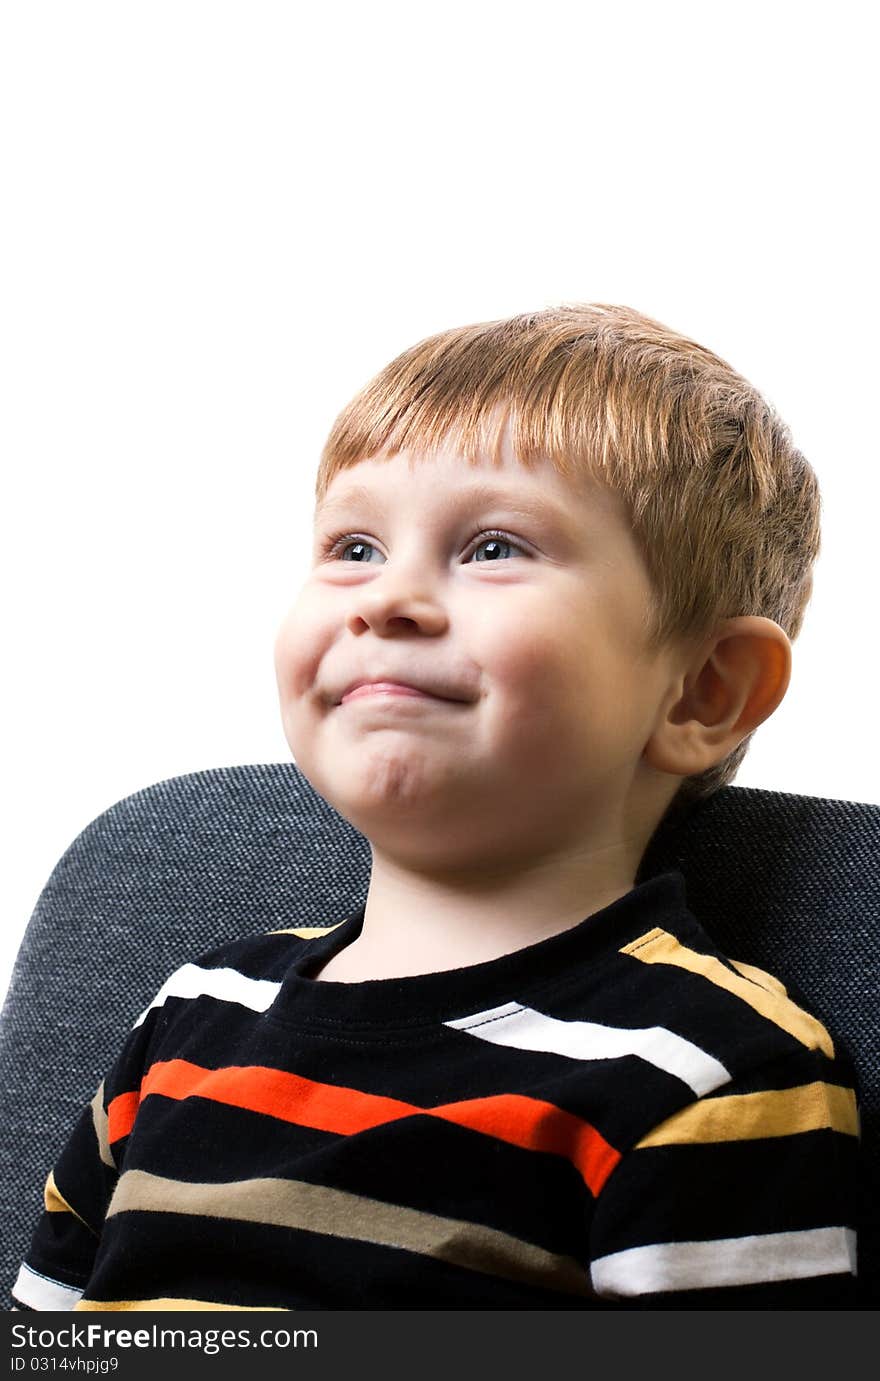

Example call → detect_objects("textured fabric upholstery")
1 764 876 1305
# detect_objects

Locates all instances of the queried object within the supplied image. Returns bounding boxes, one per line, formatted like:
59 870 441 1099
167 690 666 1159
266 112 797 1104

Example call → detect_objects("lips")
341 682 432 705
337 677 469 706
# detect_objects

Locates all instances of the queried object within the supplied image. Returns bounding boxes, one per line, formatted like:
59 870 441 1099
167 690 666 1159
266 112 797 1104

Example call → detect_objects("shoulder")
131 917 350 1031
590 912 860 1239
187 918 349 980
611 908 846 1089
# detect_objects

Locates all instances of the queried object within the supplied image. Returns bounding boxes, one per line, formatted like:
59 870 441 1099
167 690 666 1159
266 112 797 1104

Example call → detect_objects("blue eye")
326 537 375 563
320 530 528 563
469 532 523 562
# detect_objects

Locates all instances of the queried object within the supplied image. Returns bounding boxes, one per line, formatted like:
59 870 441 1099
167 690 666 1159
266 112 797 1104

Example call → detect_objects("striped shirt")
11 871 861 1310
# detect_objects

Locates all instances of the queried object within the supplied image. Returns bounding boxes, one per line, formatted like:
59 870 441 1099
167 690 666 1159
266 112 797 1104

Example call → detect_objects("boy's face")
274 430 682 874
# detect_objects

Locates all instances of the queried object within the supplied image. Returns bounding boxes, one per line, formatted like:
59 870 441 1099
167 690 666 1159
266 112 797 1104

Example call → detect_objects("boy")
11 304 861 1310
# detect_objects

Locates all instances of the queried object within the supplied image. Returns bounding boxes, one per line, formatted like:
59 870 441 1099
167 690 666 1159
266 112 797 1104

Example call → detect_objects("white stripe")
12 1262 84 1311
133 964 281 1028
591 1225 858 1296
444 1001 730 1097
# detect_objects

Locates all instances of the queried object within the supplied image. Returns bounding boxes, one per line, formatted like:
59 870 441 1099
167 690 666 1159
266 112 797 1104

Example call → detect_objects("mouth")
339 681 461 706
334 682 469 707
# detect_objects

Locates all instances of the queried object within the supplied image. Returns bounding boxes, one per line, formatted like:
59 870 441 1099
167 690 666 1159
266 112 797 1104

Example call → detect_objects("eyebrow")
314 481 577 530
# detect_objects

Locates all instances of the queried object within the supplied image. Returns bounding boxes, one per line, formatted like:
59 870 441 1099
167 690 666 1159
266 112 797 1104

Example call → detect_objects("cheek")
478 602 633 757
480 604 584 703
273 592 328 701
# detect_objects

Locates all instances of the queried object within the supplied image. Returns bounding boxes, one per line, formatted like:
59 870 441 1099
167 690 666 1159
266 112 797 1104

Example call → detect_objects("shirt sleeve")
587 1045 864 1308
10 994 165 1311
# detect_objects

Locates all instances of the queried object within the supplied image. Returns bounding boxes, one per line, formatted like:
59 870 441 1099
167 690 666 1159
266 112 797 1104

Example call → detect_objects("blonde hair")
315 303 821 813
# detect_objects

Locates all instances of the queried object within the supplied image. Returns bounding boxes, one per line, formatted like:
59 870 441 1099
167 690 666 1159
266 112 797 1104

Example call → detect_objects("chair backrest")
1 764 877 1305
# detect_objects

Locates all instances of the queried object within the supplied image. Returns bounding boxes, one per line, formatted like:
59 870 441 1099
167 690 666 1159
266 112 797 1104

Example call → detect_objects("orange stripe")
434 1093 620 1195
107 1090 141 1144
140 1059 416 1134
121 1059 620 1196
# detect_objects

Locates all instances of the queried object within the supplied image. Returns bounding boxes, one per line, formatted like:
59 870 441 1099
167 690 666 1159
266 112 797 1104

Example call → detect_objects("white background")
2 0 877 1011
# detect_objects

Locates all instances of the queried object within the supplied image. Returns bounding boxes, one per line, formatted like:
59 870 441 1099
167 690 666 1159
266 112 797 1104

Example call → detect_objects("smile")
341 682 445 705
339 681 471 707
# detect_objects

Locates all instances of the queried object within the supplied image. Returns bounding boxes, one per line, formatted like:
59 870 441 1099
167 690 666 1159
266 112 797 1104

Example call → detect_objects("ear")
643 616 793 779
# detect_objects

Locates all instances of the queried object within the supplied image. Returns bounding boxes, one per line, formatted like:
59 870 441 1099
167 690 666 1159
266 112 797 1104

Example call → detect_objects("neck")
324 836 646 981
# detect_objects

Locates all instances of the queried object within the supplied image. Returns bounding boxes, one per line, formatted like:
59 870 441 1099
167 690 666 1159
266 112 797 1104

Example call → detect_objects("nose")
344 564 449 637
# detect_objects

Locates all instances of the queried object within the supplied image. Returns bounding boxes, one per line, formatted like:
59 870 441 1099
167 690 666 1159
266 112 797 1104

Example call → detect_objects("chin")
318 774 465 846
328 776 443 826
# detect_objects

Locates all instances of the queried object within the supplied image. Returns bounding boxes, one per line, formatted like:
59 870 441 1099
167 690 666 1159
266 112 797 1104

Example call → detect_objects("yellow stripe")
74 1298 290 1312
620 928 835 1059
266 923 348 937
635 1081 859 1147
729 958 788 997
44 1170 94 1232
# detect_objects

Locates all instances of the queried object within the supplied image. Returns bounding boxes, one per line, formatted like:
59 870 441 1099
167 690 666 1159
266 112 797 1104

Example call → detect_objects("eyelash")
319 528 530 562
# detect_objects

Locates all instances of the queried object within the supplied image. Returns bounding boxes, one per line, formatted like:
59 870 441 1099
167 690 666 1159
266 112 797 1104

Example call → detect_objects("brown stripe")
107 1168 591 1297
91 1080 116 1169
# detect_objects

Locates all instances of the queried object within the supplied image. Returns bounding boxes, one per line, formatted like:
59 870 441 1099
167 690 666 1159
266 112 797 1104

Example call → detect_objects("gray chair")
1 765 877 1306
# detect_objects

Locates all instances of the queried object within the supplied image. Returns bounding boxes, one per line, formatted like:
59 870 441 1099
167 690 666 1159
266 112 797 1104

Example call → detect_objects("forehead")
314 439 624 532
